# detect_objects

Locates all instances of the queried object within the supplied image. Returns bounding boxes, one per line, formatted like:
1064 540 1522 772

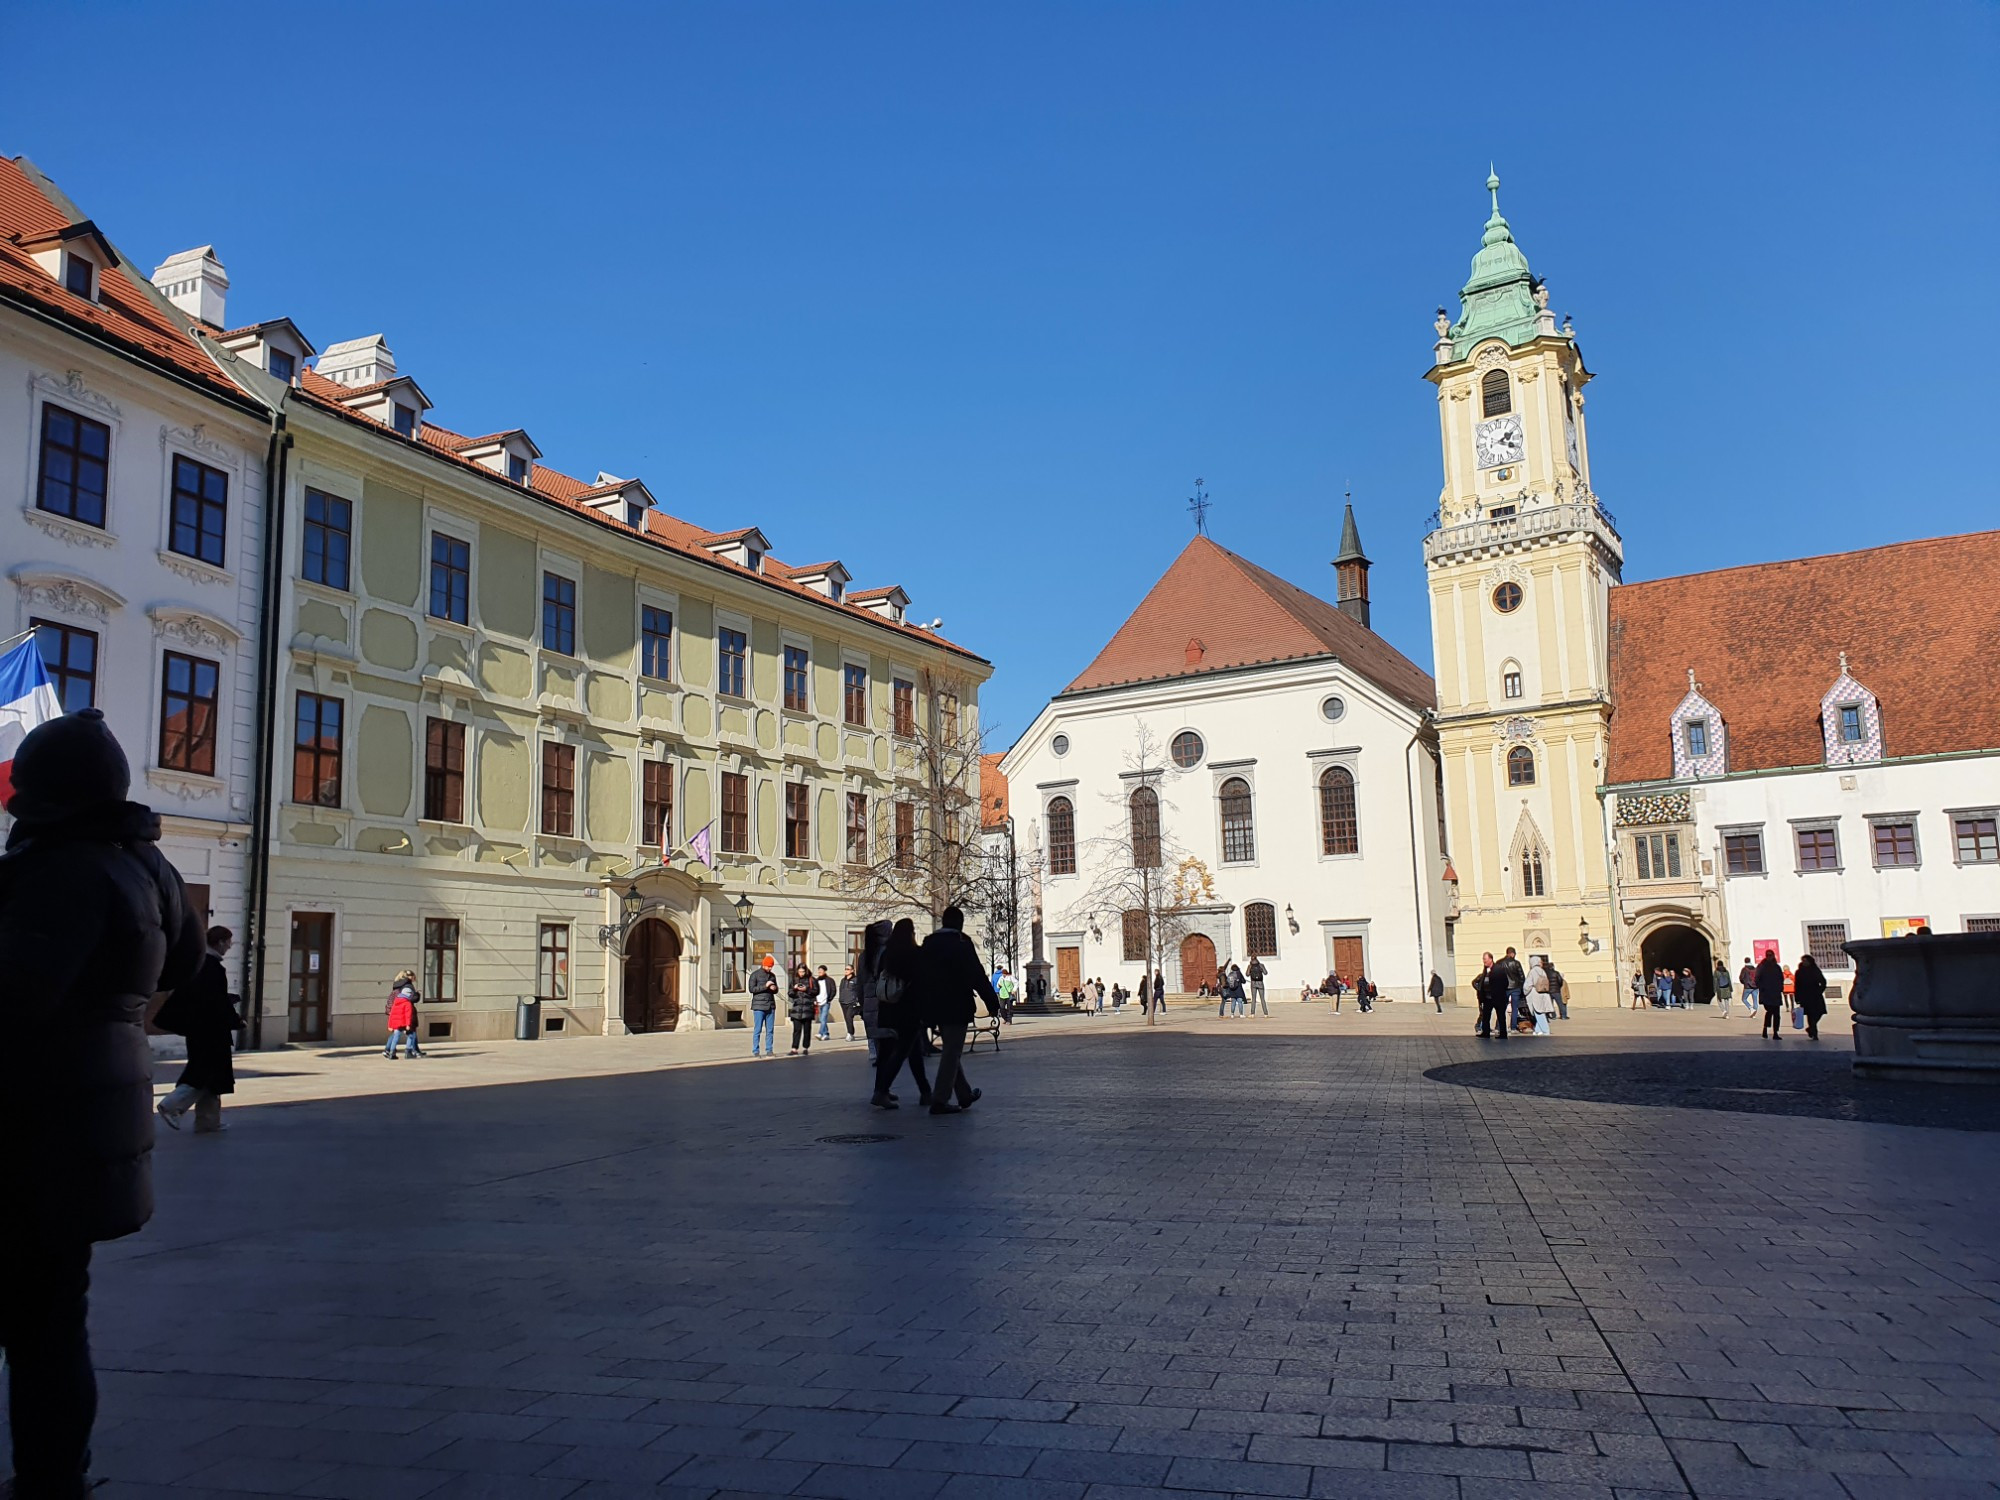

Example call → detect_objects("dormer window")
64 255 95 299
829 579 844 603
744 548 763 573
393 404 417 438
1838 704 1863 743
1820 658 1882 766
508 454 529 485
269 348 296 382
1685 719 1709 759
625 500 646 528
1481 368 1511 416
215 319 315 387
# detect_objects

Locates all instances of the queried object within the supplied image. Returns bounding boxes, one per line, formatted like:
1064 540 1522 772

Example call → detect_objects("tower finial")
1487 163 1500 208
1687 667 1699 693
1839 649 1849 676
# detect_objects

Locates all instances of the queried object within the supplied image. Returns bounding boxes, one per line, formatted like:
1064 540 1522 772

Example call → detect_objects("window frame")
423 716 466 824
784 780 811 859
428 531 471 625
1794 822 1841 873
1722 829 1765 877
1318 764 1359 857
640 604 674 682
782 643 810 713
893 801 916 870
1502 670 1523 700
158 650 222 779
1506 745 1536 786
302 488 353 592
423 917 460 1004
290 689 342 806
1804 920 1852 972
31 617 97 712
717 627 749 700
1837 704 1865 743
1129 784 1162 868
845 790 868 864
892 677 916 737
64 254 95 299
1685 719 1709 760
1218 776 1256 865
540 741 577 838
843 662 868 727
719 770 750 854
1951 812 1999 866
720 927 747 992
168 453 229 568
1631 831 1682 882
541 571 577 656
1122 909 1149 963
786 929 808 973
1481 367 1512 417
35 402 110 529
1170 730 1204 769
1521 843 1548 897
1046 794 1076 876
642 759 674 848
536 922 570 1004
1244 901 1279 958
1869 817 1920 870
268 347 296 382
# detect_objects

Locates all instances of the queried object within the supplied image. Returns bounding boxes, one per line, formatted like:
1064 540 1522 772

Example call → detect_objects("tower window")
1520 844 1546 897
1481 369 1511 417
1838 704 1864 742
1492 582 1523 613
1502 670 1523 700
1506 746 1536 786
1685 720 1709 759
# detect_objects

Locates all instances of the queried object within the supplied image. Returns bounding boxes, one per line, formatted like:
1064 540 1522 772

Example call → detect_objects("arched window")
1244 901 1278 957
1047 796 1076 875
1219 777 1255 863
1521 844 1546 897
1129 785 1161 868
1122 909 1149 962
1319 766 1358 856
1481 368 1511 417
1507 746 1536 786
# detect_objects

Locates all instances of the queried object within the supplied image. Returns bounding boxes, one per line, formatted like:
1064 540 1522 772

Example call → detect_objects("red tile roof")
0 157 252 407
1063 535 1436 713
1605 530 2000 784
980 753 1010 829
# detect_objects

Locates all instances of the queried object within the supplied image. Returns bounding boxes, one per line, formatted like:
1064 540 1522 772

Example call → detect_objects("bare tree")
1060 726 1217 1025
838 666 993 926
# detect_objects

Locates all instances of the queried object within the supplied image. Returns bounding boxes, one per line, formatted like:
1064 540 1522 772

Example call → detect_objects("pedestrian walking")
1527 959 1557 1035
1545 959 1569 1021
1429 970 1445 1013
154 926 243 1133
1654 968 1672 1008
1630 970 1645 1010
814 964 836 1040
383 969 424 1058
748 953 779 1057
914 906 999 1115
1494 947 1526 1030
858 920 891 1063
1712 959 1733 1017
1755 951 1786 1037
0 708 206 1500
869 919 933 1109
1737 959 1759 1015
1679 966 1697 1011
787 963 817 1055
1473 952 1498 1037
1247 957 1268 1013
1793 954 1828 1039
837 964 862 1040
1355 972 1375 1014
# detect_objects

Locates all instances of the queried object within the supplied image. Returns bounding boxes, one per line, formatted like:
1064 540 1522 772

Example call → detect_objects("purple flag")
687 825 714 869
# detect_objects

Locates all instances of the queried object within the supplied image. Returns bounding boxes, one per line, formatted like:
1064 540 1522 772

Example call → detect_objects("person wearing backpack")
155 926 243 1132
1246 957 1268 1014
748 953 779 1057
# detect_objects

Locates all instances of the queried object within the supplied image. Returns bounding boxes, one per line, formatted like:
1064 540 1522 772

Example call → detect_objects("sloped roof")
1605 530 2000 784
980 753 1009 829
1062 535 1435 712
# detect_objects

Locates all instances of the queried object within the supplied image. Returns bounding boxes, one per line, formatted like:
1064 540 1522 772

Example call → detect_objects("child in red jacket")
384 969 424 1058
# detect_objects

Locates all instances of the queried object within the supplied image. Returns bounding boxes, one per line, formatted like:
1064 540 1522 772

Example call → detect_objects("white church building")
998 517 1453 1000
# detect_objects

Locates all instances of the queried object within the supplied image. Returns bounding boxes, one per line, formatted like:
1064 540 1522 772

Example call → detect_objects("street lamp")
1285 903 1298 933
597 883 646 954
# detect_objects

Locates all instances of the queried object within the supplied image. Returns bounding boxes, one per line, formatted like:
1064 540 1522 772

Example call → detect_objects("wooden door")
1055 945 1081 995
1179 933 1216 993
623 920 682 1033
288 912 331 1042
1331 935 1365 986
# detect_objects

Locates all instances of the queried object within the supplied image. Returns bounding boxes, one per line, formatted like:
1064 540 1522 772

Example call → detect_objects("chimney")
151 246 228 327
317 334 399 387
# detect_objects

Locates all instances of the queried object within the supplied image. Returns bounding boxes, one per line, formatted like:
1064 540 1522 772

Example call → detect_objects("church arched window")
1507 746 1536 786
1219 777 1256 863
1047 796 1076 876
1129 785 1161 868
1481 368 1512 417
1122 909 1149 962
1318 766 1358 856
1521 844 1546 897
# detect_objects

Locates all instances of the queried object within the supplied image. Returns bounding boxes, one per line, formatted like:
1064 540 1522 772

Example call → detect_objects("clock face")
1475 413 1525 469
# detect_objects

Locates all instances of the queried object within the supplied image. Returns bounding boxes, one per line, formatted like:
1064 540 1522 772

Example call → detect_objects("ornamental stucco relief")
31 368 122 422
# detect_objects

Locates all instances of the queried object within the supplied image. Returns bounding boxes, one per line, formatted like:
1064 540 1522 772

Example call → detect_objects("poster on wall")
751 939 776 969
1881 916 1931 939
1753 939 1781 962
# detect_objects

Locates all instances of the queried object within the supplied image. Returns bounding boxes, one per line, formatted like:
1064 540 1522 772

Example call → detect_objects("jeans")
158 1083 223 1131
750 1008 775 1055
1250 985 1268 1015
385 1027 420 1058
1508 990 1525 1028
1555 991 1569 1020
816 1002 830 1040
0 1231 95 1498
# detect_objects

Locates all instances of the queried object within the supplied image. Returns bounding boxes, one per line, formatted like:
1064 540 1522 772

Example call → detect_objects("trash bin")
514 995 541 1040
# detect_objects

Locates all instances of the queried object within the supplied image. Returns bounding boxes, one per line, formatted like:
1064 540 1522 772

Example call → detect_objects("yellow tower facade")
1424 173 1623 1003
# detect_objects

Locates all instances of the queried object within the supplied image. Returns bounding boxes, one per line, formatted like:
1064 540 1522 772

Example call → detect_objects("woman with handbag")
1793 955 1829 1039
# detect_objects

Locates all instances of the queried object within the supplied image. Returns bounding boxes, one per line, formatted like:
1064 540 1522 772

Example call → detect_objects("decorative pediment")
1821 652 1883 766
32 368 123 422
1669 669 1727 778
10 566 125 622
150 604 240 652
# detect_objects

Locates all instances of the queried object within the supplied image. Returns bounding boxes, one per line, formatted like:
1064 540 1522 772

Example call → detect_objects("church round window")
1492 581 1524 613
1051 733 1070 757
1320 695 1346 722
1170 730 1204 769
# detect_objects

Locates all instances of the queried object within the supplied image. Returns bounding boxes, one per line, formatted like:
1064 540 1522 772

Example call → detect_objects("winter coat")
914 927 999 1027
0 799 203 1245
1247 959 1266 981
857 920 893 1029
1429 973 1446 1001
748 965 779 1013
786 978 817 1023
1793 962 1829 1020
837 975 861 1017
1493 955 1526 994
387 994 416 1032
161 951 240 1095
1714 966 1733 998
1528 962 1550 994
1754 955 1786 1007
1739 963 1757 993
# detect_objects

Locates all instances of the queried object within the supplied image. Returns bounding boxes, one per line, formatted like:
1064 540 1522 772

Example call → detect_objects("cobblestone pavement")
44 1007 2000 1498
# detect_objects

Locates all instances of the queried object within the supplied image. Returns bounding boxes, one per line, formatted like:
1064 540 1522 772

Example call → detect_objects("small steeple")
1332 495 1372 629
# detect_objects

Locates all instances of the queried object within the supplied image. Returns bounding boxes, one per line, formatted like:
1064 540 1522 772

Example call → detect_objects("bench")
932 1012 1003 1055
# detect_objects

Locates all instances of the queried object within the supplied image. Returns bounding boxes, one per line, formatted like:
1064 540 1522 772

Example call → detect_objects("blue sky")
5 3 1994 743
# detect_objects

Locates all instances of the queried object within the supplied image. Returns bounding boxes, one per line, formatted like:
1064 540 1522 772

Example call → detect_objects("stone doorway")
1179 932 1217 992
1641 923 1715 1003
624 918 682 1033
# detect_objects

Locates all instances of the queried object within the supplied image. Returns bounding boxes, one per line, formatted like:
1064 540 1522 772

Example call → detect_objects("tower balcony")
1423 497 1623 567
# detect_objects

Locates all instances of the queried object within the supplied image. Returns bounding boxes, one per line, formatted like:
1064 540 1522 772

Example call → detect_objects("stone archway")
623 918 683 1033
1640 922 1715 1003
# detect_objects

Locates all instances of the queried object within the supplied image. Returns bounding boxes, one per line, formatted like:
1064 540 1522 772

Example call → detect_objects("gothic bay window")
1631 832 1681 882
718 628 748 699
783 645 809 712
540 742 575 837
720 771 749 854
641 606 673 680
1129 785 1161 867
892 677 915 736
845 791 868 864
1954 815 1999 865
169 455 228 567
162 652 221 777
1122 909 1148 962
1244 901 1278 957
1506 746 1536 786
1795 825 1840 872
1723 831 1765 876
894 802 916 870
429 533 470 624
541 572 576 655
423 717 465 823
1046 796 1076 876
290 691 342 805
32 619 97 711
1871 820 1918 869
1219 777 1256 864
843 664 868 726
784 781 811 858
302 489 352 590
1319 766 1358 856
642 761 673 848
37 404 110 527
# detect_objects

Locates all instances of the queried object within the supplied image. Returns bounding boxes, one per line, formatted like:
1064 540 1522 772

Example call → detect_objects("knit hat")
5 708 131 824
760 953 776 968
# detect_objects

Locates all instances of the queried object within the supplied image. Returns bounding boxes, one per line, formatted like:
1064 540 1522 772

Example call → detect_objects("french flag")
0 636 62 810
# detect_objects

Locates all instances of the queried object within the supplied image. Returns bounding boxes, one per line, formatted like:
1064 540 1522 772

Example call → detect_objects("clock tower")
1423 171 1623 1004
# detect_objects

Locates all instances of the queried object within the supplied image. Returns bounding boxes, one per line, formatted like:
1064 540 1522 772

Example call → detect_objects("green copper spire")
1445 166 1540 360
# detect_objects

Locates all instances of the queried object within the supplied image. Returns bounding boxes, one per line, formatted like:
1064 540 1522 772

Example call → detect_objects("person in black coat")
1792 954 1829 1040
869 919 931 1108
914 906 999 1115
155 926 242 1133
1755 951 1787 1038
0 708 204 1499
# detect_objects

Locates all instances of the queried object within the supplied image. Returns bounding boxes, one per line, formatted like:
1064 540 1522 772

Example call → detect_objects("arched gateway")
623 918 683 1033
1639 922 1715 1003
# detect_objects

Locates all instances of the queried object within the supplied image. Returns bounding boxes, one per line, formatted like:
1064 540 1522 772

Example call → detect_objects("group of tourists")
857 906 1002 1114
1212 958 1271 1016
1469 947 1568 1036
1626 953 1831 1038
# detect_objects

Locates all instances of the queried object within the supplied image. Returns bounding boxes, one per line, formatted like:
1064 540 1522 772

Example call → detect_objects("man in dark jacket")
914 906 998 1116
155 926 242 1133
0 709 204 1499
1493 947 1527 1032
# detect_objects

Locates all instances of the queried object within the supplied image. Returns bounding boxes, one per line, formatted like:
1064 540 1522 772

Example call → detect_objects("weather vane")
1188 477 1210 536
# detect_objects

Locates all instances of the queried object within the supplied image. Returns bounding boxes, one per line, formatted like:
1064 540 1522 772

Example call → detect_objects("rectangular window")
783 644 809 712
169 454 228 567
423 718 465 823
846 791 868 864
393 403 418 438
540 742 575 837
1838 705 1864 742
847 930 866 973
1685 720 1708 759
843 663 868 726
642 761 674 848
1805 920 1852 971
537 923 569 1003
718 628 747 698
541 572 576 655
507 454 530 484
720 771 749 854
1123 909 1150 963
1244 903 1278 958
32 619 97 712
1954 816 1999 865
721 928 747 991
940 691 960 740
64 255 94 298
786 929 808 974
36 403 110 528
641 606 673 680
894 802 916 869
290 691 342 805
1966 916 2000 935
268 348 296 382
1872 821 1918 868
1796 825 1840 872
1723 831 1764 876
626 499 647 529
1502 670 1522 700
1633 832 1682 881
159 651 221 777
423 918 459 1003
892 677 915 736
784 781 810 858
302 489 352 590
429 532 470 623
